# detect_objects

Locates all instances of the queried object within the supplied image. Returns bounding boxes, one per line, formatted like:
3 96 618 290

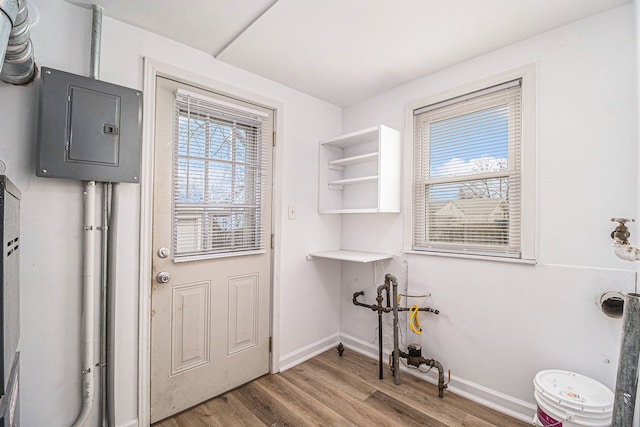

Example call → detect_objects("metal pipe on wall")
74 5 111 427
376 282 389 380
90 6 115 427
377 309 383 380
73 181 97 427
0 0 36 85
0 0 17 66
99 182 111 427
106 183 118 427
353 275 445 396
612 293 640 427
89 4 102 80
387 274 401 386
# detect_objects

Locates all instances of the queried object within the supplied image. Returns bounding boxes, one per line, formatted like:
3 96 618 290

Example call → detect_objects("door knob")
156 271 171 284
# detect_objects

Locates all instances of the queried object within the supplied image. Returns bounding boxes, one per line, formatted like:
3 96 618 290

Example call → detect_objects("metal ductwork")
0 0 35 85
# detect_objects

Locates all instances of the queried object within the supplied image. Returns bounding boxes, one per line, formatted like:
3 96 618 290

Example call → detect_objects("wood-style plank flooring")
153 347 532 426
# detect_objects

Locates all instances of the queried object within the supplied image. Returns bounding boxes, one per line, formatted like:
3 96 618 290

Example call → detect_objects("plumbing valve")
407 343 423 367
611 218 634 245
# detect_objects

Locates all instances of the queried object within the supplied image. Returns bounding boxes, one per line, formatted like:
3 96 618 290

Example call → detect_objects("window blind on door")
413 79 522 257
172 89 270 261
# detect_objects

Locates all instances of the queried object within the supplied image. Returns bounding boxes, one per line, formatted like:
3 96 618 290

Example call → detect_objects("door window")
172 90 270 261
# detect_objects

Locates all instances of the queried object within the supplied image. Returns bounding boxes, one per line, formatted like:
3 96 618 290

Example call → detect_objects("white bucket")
533 370 614 427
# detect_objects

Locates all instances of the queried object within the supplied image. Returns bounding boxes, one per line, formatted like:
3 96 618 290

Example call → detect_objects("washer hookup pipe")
398 350 447 398
385 274 401 386
353 276 439 383
353 287 393 379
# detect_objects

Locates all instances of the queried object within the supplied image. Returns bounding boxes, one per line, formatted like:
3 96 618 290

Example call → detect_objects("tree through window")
412 80 523 257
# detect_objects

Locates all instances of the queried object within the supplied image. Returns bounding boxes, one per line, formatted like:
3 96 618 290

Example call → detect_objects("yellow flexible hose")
409 304 422 334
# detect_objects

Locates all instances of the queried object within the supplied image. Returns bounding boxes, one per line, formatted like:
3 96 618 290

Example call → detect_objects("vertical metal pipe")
73 181 96 427
387 274 401 386
375 283 386 380
385 286 390 309
73 6 105 427
106 183 118 427
612 293 640 427
99 183 111 427
89 5 102 80
378 311 383 380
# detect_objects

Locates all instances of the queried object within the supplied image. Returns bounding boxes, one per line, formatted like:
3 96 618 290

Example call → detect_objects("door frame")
138 58 284 426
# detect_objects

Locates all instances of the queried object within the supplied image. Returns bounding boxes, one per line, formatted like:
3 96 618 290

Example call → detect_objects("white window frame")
403 64 536 263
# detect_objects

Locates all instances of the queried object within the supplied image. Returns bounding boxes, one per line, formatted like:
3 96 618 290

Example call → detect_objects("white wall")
1 1 343 426
340 4 638 421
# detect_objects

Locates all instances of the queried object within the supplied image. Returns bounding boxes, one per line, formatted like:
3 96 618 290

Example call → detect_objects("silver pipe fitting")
0 0 19 65
0 0 36 85
610 218 640 262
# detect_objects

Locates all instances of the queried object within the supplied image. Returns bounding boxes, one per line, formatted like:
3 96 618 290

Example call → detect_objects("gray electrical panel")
36 67 143 183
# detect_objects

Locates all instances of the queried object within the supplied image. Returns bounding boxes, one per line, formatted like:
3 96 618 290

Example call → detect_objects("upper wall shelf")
328 152 379 169
318 125 401 214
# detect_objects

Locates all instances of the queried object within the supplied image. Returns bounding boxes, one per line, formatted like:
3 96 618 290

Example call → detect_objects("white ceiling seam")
63 0 632 106
213 0 280 58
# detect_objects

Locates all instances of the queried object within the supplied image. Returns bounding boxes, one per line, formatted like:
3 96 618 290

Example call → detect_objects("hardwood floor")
153 347 532 426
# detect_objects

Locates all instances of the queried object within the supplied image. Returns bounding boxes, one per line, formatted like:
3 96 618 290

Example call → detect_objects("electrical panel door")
36 67 143 183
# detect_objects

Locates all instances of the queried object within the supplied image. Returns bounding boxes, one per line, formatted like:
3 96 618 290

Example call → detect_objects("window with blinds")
172 90 269 261
412 79 522 258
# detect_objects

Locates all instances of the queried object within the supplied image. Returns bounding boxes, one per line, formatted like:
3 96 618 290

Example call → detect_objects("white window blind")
172 90 269 261
413 79 522 257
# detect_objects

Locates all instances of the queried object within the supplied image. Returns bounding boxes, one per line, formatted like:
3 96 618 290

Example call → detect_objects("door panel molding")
228 273 259 355
171 281 211 375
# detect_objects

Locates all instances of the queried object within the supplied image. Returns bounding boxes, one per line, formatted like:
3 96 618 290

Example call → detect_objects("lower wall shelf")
307 250 393 263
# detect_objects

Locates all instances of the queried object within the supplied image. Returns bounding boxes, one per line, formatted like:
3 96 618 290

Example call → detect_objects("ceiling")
66 0 631 106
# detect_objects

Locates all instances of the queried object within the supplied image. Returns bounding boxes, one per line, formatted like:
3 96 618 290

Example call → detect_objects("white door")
150 76 273 423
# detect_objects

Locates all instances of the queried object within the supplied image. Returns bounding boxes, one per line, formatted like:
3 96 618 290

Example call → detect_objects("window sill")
403 249 537 265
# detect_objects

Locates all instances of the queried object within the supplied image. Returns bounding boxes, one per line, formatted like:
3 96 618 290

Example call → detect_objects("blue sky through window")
428 105 509 201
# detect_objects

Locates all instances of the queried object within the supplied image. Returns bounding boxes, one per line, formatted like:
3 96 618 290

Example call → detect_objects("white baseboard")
339 333 536 424
118 419 138 427
278 333 341 372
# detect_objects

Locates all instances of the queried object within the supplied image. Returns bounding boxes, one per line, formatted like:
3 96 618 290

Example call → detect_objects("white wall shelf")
328 175 378 189
307 250 393 263
318 125 401 214
328 152 379 169
318 208 379 214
